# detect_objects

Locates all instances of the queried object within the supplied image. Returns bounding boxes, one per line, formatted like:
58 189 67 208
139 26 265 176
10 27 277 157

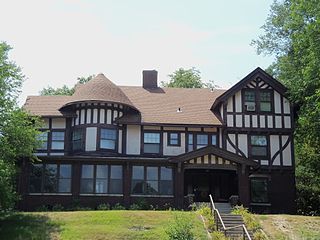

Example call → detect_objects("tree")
0 42 41 210
162 67 204 88
252 0 320 215
40 75 94 96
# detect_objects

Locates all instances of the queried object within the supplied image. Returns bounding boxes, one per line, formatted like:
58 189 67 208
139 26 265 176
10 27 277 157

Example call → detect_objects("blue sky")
0 0 274 104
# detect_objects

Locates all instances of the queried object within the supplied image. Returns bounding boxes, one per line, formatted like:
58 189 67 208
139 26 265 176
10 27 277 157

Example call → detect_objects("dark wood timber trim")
169 145 259 167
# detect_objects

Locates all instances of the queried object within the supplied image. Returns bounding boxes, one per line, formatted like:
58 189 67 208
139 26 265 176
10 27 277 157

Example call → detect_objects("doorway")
184 169 238 202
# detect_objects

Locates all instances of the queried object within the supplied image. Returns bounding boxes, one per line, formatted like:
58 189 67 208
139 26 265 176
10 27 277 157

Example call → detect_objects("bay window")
72 128 83 151
100 128 117 150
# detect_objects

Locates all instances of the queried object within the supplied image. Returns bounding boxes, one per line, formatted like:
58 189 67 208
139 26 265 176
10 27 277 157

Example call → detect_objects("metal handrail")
209 194 252 240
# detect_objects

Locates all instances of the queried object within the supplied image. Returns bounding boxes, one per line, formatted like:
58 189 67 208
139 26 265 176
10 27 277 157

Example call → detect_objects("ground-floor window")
80 164 123 194
29 163 72 193
131 166 173 195
250 178 268 203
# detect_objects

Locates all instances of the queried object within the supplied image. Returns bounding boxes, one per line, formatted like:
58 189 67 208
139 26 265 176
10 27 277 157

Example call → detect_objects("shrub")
113 203 125 210
198 206 215 232
35 205 49 212
211 231 229 240
231 205 260 231
129 203 141 210
97 203 110 210
52 204 64 211
166 214 195 240
253 230 268 240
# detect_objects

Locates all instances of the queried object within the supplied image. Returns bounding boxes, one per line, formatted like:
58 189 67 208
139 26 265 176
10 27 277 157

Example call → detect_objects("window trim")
99 127 118 152
187 132 218 152
28 163 72 194
51 130 65 150
131 165 174 196
249 134 269 159
80 164 123 194
242 89 274 113
250 177 269 204
167 132 181 146
72 127 84 152
142 131 162 155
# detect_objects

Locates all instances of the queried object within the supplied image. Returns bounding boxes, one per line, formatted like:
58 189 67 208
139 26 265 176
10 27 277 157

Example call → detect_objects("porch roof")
168 145 259 167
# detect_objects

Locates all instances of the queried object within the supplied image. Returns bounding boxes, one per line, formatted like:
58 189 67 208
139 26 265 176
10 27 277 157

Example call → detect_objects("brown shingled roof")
120 87 225 125
23 95 73 117
61 73 136 110
23 73 226 125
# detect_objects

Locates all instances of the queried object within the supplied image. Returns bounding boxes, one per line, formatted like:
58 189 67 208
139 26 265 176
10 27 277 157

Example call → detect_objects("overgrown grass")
0 210 208 240
256 214 320 240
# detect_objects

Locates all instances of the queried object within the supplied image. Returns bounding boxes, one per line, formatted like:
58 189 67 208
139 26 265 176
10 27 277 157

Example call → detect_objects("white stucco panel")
227 134 236 153
163 133 185 156
238 134 248 157
270 135 280 166
126 125 141 155
52 118 66 129
274 91 282 114
235 91 242 112
85 127 97 151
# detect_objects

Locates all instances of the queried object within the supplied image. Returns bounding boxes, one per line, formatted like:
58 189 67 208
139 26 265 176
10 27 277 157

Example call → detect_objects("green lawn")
256 214 320 240
0 210 208 240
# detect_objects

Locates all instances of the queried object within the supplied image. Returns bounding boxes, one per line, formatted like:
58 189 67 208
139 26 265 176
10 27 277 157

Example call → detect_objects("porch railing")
209 194 252 240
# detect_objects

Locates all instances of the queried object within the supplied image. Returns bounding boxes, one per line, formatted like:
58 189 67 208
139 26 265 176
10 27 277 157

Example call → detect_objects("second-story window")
250 135 268 157
100 128 117 150
188 134 193 152
51 131 65 150
143 132 160 154
168 133 180 146
72 129 83 151
260 91 272 112
244 90 272 112
196 134 208 149
36 132 48 150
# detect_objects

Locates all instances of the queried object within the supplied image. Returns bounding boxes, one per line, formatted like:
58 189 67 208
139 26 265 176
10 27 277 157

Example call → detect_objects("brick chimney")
142 70 158 88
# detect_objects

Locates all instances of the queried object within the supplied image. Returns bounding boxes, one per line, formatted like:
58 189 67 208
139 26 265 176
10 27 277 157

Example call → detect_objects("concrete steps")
214 202 254 239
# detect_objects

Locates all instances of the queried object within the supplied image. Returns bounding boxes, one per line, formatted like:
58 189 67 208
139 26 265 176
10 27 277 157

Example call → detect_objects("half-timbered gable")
19 67 296 213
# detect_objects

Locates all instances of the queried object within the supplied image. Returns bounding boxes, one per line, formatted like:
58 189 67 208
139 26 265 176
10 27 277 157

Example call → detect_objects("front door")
184 169 238 202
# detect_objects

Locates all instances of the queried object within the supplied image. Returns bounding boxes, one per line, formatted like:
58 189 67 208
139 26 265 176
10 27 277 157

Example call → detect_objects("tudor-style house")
19 67 296 213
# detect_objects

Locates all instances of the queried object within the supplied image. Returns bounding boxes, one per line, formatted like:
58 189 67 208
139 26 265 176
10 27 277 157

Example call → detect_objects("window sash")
36 132 48 150
100 129 117 150
251 179 268 203
168 133 179 145
144 133 160 144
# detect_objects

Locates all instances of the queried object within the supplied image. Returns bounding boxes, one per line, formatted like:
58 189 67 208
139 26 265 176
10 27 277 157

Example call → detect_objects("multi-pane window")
211 135 217 146
251 178 268 203
250 135 268 157
100 128 117 150
143 132 160 154
260 92 272 112
188 134 193 152
29 163 72 193
168 133 180 146
244 90 272 112
36 132 48 150
72 129 83 151
51 131 65 150
80 164 123 194
196 134 208 149
131 166 173 195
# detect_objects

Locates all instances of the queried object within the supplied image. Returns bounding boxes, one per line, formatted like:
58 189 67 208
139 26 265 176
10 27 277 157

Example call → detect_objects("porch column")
123 162 131 207
175 162 184 209
237 164 250 207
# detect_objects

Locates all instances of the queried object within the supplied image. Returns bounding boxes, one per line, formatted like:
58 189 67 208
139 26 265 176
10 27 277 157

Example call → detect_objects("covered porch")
170 145 259 208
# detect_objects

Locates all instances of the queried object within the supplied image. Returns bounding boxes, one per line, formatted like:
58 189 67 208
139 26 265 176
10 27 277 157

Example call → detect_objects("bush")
253 230 268 240
52 204 64 211
35 205 49 212
211 231 229 240
198 206 215 232
231 205 260 231
129 203 141 210
166 214 195 240
97 203 110 210
112 203 125 210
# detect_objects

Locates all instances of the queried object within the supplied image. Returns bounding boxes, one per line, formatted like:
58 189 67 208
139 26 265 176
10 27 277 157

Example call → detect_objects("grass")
0 210 208 240
256 214 320 240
